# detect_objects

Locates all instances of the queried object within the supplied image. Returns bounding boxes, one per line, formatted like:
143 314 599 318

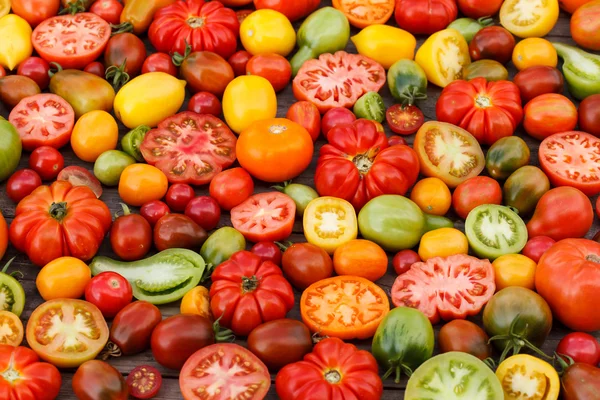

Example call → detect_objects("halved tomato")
293 51 386 113
386 104 425 135
0 311 23 347
230 192 296 243
496 355 560 400
25 299 109 368
180 343 271 400
539 131 600 196
300 275 390 340
140 112 237 185
303 197 358 254
8 94 75 151
332 0 395 28
500 0 559 38
57 166 103 198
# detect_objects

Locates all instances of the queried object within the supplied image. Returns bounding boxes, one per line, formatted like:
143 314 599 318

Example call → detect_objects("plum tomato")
321 107 357 139
209 167 254 211
165 183 195 212
388 135 407 146
153 214 208 251
281 242 333 290
251 242 283 265
110 301 162 356
557 332 600 366
579 94 600 137
392 249 421 275
228 50 252 77
438 320 492 360
231 192 296 243
28 146 64 181
141 53 178 77
522 236 555 263
0 76 41 110
16 57 50 90
386 104 425 135
246 53 292 92
90 0 123 25
187 92 222 116
85 272 133 319
127 365 162 399
6 169 42 203
452 176 503 220
178 51 234 96
184 196 221 231
73 360 128 400
140 200 170 228
104 32 147 80
286 101 321 141
84 61 105 78
513 66 564 103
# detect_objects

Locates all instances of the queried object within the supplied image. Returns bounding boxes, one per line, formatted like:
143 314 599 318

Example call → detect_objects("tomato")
32 13 110 70
416 28 471 88
392 250 421 275
187 92 221 116
180 343 271 400
452 176 503 220
492 253 537 291
562 362 600 400
57 166 103 198
72 360 128 400
26 299 109 368
286 101 321 141
571 0 600 51
469 27 515 66
165 183 195 212
8 93 74 151
462 59 509 81
255 0 320 21
141 53 177 77
6 169 42 203
104 33 147 84
221 0 252 5
522 236 555 264
512 38 558 72
418 228 469 262
71 110 119 162
486 136 531 180
280 242 333 290
0 76 40 109
84 272 132 319
16 57 50 90
321 107 356 139
240 9 296 57
250 242 282 266
579 94 600 137
177 51 234 96
245 54 291 93
496 355 560 400
110 204 152 261
414 121 485 188
333 239 387 282
90 0 123 25
200 226 246 268
438 320 491 360
10 0 60 27
230 192 295 243
515 68 564 105
385 104 425 135
457 0 503 18
332 0 394 28
0 212 7 262
110 301 162 356
83 62 105 78
184 196 221 231
209 168 254 211
410 177 452 216
0 312 23 346
36 256 91 301
140 200 170 228
153 214 207 251
29 146 64 181
0 345 61 400
236 9 253 24
303 197 358 254
222 75 277 134
180 286 212 320
557 332 600 366
0 14 32 71
500 0 559 38
524 94 578 140
149 0 239 60
227 50 252 77
561 0 595 13
127 366 162 400
119 164 169 207
394 0 457 35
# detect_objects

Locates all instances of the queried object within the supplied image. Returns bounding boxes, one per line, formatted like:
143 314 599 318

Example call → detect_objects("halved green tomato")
0 265 25 317
496 354 560 400
500 0 559 38
0 311 24 346
303 196 358 254
25 299 109 368
406 351 503 400
466 204 528 260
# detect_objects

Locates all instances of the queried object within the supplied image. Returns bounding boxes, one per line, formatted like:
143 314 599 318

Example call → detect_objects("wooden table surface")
0 2 596 399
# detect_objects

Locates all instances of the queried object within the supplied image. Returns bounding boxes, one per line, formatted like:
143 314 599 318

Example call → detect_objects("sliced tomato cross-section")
332 0 395 28
303 197 358 254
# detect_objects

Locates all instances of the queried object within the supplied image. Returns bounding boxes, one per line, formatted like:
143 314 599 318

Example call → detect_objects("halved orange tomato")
303 197 358 254
180 286 213 321
332 0 395 28
0 311 23 347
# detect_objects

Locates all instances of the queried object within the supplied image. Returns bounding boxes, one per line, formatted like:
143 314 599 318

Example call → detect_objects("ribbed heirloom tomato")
395 0 458 35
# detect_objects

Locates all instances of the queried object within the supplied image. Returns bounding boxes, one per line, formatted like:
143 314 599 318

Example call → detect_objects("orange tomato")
333 239 388 282
36 257 91 301
300 275 390 340
410 177 452 216
180 286 213 321
0 311 23 346
332 0 395 28
118 164 168 207
512 38 558 70
560 0 594 13
236 118 314 182
0 210 7 260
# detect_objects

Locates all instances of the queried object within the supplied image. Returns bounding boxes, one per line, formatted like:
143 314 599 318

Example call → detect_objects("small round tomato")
178 51 234 96
410 177 452 216
140 200 170 228
127 365 162 399
388 136 408 146
180 286 212 320
321 107 357 139
0 66 5 77
110 204 153 261
281 242 333 290
57 166 103 198
458 0 503 18
286 101 321 141
240 9 296 56
71 110 119 162
231 192 295 243
246 54 292 92
119 164 169 207
469 26 515 65
73 360 128 400
512 38 558 70
28 146 64 181
153 214 208 252
513 66 564 104
6 169 42 203
84 61 105 78
524 93 578 141
386 104 425 135
0 311 24 346
492 254 537 290
209 168 254 211
104 32 147 79
392 249 421 275
165 183 195 212
85 272 133 319
141 53 177 77
452 176 503 220
579 94 600 137
439 320 492 360
184 196 221 231
16 57 50 90
557 332 600 366
418 228 469 262
522 236 555 263
36 257 91 300
333 239 388 282
251 242 283 266
187 92 222 116
90 0 123 24
228 50 252 77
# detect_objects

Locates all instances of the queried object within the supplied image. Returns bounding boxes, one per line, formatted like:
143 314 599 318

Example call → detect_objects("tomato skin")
72 360 128 400
557 332 600 365
110 206 152 261
579 94 600 137
0 76 41 109
141 53 178 77
227 50 252 77
321 107 357 139
439 320 491 360
6 169 42 203
251 242 282 266
83 62 106 78
165 183 195 212
71 110 119 163
469 27 516 65
254 0 320 21
28 146 64 181
10 0 60 27
571 1 600 51
410 177 452 216
333 239 388 282
126 366 162 399
246 53 292 92
388 135 407 146
560 0 594 13
452 176 503 220
281 242 333 290
85 272 133 319
0 211 7 261
187 92 222 116
524 94 578 140
209 167 254 211
180 51 234 96
562 363 600 400
119 164 169 207
180 286 212 320
522 236 555 263
0 66 4 78
139 200 170 228
457 0 503 18
392 250 421 275
104 33 147 78
184 196 221 231
16 57 50 90
153 214 208 251
90 0 123 25
36 257 91 300
395 0 458 35
286 101 321 141
110 301 162 356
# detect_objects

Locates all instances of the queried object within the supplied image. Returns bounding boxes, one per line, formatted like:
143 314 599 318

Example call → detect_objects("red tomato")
140 200 170 228
228 50 252 77
579 94 600 137
251 242 282 266
6 169 42 203
104 33 147 80
220 0 253 5
126 366 162 399
286 101 321 141
436 78 523 145
571 1 600 51
29 146 64 181
90 0 123 24
539 131 600 196
230 192 296 243
522 236 556 263
513 66 564 103
178 51 234 96
469 27 516 65
165 183 195 212
57 166 103 198
110 301 162 356
524 94 578 140
209 168 254 211
148 0 240 59
85 272 133 319
84 61 105 78
187 92 222 116
386 104 425 135
388 135 408 146
16 57 50 90
452 176 503 220
0 66 5 78
140 112 237 185
153 214 208 251
276 338 383 400
184 196 221 231
254 0 320 21
393 249 421 275
8 94 75 151
557 332 600 365
293 51 386 113
32 13 111 70
180 343 271 400
72 360 128 400
0 345 61 400
210 250 295 336
110 204 153 261
458 0 503 18
281 242 334 290
315 119 420 210
10 0 60 27
321 107 357 139
141 53 178 77
395 0 458 35
246 54 292 92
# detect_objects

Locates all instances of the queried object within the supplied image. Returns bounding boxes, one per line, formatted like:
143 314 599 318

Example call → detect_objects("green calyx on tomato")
447 16 495 43
121 125 151 162
0 120 22 182
200 227 246 278
387 59 428 106
485 136 530 180
553 42 600 100
93 150 136 187
0 258 25 317
272 181 319 217
353 92 385 123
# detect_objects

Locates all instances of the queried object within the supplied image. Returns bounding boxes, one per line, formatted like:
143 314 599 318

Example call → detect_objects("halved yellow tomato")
500 0 559 38
0 311 23 346
303 197 358 254
180 286 213 321
492 254 537 290
496 354 560 400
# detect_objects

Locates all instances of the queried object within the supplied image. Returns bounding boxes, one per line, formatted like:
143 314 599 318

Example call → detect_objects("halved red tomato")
386 105 425 135
25 299 109 368
0 311 23 347
230 192 296 243
8 94 75 152
57 166 103 198
293 51 386 113
332 0 395 28
32 13 111 70
140 112 237 185
180 343 271 400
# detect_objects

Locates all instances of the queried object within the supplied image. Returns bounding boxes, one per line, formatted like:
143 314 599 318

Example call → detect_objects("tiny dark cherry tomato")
286 101 321 141
29 146 64 180
321 107 357 139
251 242 283 265
110 204 153 261
439 320 492 360
557 332 600 366
281 242 334 290
141 53 178 77
90 0 123 25
140 200 170 228
388 136 408 146
111 301 163 356
127 365 163 399
184 196 221 231
187 92 222 116
228 50 252 77
153 214 208 251
513 66 564 103
84 62 106 78
522 236 555 263
209 167 254 211
579 94 600 137
16 57 50 90
165 183 195 212
469 26 516 65
85 272 133 319
452 176 503 220
386 104 425 135
246 54 292 92
392 249 421 275
6 169 42 203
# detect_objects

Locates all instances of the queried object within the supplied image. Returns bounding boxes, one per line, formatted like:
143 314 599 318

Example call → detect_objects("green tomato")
121 125 150 162
462 60 509 82
372 307 434 383
353 92 385 122
486 136 530 180
200 227 246 269
93 150 136 186
0 120 22 182
387 59 428 106
447 17 494 43
503 166 550 216
273 182 318 217
0 259 26 316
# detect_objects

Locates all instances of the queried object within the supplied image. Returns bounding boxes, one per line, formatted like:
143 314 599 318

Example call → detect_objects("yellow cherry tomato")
118 164 168 207
512 38 558 70
36 257 91 301
240 9 296 56
415 28 471 88
0 0 10 18
500 0 559 38
351 25 416 69
410 177 452 216
0 14 32 70
71 111 118 162
418 228 469 261
0 311 23 347
114 72 186 129
492 254 537 290
180 286 213 320
222 75 277 134
496 355 560 400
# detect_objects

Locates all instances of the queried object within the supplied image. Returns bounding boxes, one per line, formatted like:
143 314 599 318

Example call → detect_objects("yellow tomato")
222 75 277 134
0 0 9 18
500 0 559 38
118 164 168 206
0 311 23 346
415 28 471 88
180 286 213 320
351 25 416 69
304 197 358 254
512 38 558 70
114 72 186 129
418 228 469 261
410 177 451 216
492 254 537 290
36 257 91 301
496 355 560 400
0 14 32 70
240 9 296 56
71 111 118 162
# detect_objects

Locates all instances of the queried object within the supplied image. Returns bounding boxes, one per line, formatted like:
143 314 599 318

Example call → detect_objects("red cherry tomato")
228 50 252 77
0 66 5 78
388 136 408 146
209 168 254 211
393 250 421 275
84 272 133 319
84 62 105 78
386 104 425 135
141 53 178 77
90 0 123 25
110 204 153 261
165 183 195 212
557 332 600 365
521 236 556 263
139 200 170 228
458 0 503 18
126 365 163 399
321 107 356 140
184 196 221 231
251 242 283 266
28 146 64 181
17 57 50 90
246 54 292 92
187 92 222 116
6 169 42 203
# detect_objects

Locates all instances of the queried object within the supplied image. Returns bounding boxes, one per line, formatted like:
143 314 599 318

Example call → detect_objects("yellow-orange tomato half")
0 311 24 346
36 256 91 301
118 164 168 207
180 286 213 321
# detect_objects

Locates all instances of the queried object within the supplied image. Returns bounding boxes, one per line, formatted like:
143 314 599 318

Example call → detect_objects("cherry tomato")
579 94 600 137
141 53 178 77
187 92 222 116
90 0 123 25
0 66 5 78
321 107 357 139
127 365 162 399
165 183 195 212
228 50 252 77
386 104 425 135
110 204 153 261
251 242 283 265
452 176 503 220
84 62 105 78
281 242 334 290
6 169 42 203
209 168 254 211
521 236 556 263
246 54 292 92
85 272 133 319
286 101 321 141
110 301 162 356
557 332 600 365
16 57 50 90
139 200 170 228
469 26 516 65
388 136 408 146
104 33 147 80
28 146 64 181
458 0 504 18
392 249 421 275
184 196 221 231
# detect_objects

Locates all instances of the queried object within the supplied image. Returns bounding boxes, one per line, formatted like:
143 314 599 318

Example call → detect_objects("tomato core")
586 254 600 263
242 275 260 293
187 16 206 28
1 365 20 383
49 202 68 221
475 95 492 108
269 125 288 135
324 370 342 384
352 153 374 175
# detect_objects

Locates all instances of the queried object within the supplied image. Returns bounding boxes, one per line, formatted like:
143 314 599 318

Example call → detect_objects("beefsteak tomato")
255 0 320 22
394 0 458 35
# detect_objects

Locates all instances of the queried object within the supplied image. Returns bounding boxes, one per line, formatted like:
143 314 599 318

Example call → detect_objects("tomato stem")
586 254 600 263
382 361 413 383
59 0 85 15
553 352 575 376
186 16 205 28
105 59 130 90
271 180 292 192
213 316 235 343
399 86 427 107
241 275 260 293
48 62 63 78
324 370 341 384
352 153 374 175
49 202 69 221
477 16 495 27
115 203 132 219
172 43 192 67
97 341 123 360
487 315 554 364
1 257 16 275
274 241 294 252
109 22 134 36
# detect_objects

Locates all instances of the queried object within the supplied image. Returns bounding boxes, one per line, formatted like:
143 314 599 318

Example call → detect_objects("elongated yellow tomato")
36 257 91 301
180 286 212 320
415 28 471 88
222 75 277 134
492 254 537 290
496 354 560 400
0 14 32 70
71 111 119 162
500 0 559 38
351 25 416 69
240 9 296 56
418 228 469 261
114 72 186 129
0 0 10 18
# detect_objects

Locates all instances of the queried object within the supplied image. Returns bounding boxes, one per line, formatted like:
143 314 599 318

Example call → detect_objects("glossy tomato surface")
85 272 133 319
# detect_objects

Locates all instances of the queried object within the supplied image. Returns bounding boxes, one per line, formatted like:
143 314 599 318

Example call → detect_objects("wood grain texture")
0 1 596 399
